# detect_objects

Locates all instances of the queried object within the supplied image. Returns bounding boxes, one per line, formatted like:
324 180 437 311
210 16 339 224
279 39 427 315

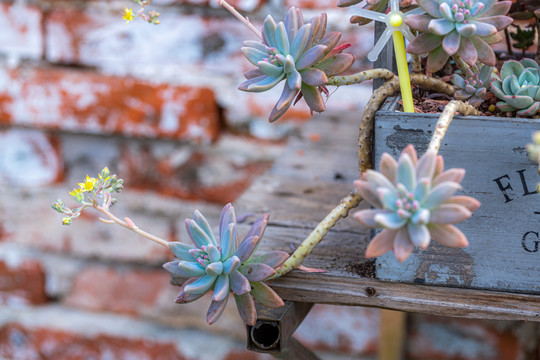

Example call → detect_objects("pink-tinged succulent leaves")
163 204 288 325
239 7 355 123
491 58 540 116
452 63 493 107
354 145 480 262
405 0 512 73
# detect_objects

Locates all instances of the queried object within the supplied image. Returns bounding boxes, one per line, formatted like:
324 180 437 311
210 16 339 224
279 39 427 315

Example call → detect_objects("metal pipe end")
250 320 280 351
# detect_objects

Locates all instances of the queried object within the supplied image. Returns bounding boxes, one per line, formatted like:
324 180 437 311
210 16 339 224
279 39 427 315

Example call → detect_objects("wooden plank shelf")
171 109 540 322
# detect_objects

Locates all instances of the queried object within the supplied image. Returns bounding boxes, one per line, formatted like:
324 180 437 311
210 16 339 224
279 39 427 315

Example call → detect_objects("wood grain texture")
170 109 540 322
374 105 540 293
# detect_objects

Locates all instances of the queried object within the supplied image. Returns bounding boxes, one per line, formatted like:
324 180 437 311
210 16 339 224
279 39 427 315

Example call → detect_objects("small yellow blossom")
123 8 135 24
78 175 97 192
69 188 84 202
62 217 72 225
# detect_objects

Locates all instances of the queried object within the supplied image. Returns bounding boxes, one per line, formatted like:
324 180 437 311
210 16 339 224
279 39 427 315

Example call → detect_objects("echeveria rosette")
405 0 513 73
163 204 289 326
490 59 540 116
353 145 480 262
451 63 493 107
239 7 355 123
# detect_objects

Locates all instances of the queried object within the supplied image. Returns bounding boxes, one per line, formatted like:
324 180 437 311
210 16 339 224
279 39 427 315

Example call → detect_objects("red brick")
284 0 337 9
0 323 186 360
407 315 523 360
65 266 171 315
0 260 47 305
118 137 274 203
0 67 220 142
0 3 43 61
45 8 255 77
295 305 379 356
154 0 265 12
0 129 63 187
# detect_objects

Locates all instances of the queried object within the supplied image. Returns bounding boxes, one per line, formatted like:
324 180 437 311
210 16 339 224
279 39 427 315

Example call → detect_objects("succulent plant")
405 0 513 72
451 63 493 107
164 204 289 325
490 58 540 116
354 145 480 262
239 7 355 122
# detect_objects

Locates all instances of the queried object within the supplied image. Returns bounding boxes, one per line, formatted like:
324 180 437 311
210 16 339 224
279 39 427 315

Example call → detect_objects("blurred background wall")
0 0 538 359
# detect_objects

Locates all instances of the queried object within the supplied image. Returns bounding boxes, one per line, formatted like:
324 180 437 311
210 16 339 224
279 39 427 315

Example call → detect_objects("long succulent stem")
428 100 479 153
95 205 169 247
358 77 401 171
410 74 455 95
271 192 363 279
218 0 262 40
327 68 395 86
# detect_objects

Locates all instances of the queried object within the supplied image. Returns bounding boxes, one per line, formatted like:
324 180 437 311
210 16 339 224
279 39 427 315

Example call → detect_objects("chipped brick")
0 67 220 142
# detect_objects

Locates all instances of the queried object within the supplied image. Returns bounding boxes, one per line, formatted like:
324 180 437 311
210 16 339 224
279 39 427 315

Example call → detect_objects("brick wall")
0 0 537 359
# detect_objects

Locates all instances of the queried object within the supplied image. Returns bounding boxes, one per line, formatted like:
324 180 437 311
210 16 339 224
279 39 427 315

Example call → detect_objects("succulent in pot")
490 58 540 116
405 0 513 72
452 63 493 107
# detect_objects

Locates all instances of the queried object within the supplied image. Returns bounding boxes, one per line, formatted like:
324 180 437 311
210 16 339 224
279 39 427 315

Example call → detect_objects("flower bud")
62 217 72 225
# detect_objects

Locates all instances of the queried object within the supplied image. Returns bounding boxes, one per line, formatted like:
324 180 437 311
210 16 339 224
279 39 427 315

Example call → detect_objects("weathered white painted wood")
374 105 540 292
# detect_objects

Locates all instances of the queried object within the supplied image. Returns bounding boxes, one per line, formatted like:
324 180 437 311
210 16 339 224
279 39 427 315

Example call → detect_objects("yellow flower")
69 188 85 202
78 175 97 192
123 8 135 24
62 217 72 225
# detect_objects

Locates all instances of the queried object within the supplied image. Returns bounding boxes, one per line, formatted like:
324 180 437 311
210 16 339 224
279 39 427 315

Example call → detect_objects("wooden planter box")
373 97 540 293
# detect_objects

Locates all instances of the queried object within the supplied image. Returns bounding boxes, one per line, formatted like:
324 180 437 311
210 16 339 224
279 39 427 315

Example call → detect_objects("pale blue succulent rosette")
405 0 513 72
452 63 493 107
164 204 289 325
491 59 540 117
354 145 480 262
239 7 355 122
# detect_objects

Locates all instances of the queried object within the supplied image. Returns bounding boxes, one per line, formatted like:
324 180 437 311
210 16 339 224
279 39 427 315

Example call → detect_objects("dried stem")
327 69 395 86
358 77 401 172
411 54 422 73
410 73 455 96
271 192 363 279
95 205 169 247
218 0 262 40
428 100 479 153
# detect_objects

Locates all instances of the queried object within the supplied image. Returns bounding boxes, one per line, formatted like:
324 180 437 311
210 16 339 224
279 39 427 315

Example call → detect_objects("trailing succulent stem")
271 192 363 278
359 77 401 172
327 68 395 86
428 100 480 153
